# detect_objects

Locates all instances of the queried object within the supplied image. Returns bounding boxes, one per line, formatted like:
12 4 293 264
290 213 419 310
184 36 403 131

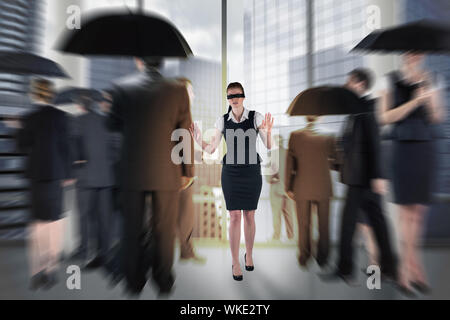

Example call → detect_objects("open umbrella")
0 51 69 78
53 87 103 105
352 20 450 54
57 11 193 57
286 86 367 116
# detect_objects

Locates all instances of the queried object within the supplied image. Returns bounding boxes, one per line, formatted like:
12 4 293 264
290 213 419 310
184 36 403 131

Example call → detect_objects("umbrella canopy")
53 87 103 105
0 51 69 78
57 11 193 57
286 86 367 116
352 20 450 54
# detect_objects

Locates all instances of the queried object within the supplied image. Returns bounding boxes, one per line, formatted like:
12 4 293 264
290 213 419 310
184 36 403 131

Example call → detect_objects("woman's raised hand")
189 122 202 145
260 113 274 132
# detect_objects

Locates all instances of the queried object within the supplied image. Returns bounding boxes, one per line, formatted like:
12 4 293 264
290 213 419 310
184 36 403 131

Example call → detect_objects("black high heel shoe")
410 281 431 294
244 253 254 271
232 265 243 281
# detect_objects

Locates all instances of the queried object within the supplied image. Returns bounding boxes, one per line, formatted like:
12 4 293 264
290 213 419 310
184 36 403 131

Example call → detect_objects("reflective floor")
1 242 449 300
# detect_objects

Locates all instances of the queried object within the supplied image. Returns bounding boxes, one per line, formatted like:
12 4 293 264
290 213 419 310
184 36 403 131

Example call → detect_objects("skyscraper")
0 0 45 239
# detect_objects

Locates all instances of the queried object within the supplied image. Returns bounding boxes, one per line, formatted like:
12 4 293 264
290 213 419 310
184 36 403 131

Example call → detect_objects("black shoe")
29 271 47 291
396 283 417 298
410 281 431 295
244 253 254 271
42 272 58 290
82 256 104 270
69 249 87 262
316 258 328 269
232 265 243 281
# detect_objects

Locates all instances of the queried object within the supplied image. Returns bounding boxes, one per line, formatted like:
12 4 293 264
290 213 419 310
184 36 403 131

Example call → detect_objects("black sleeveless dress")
221 110 263 211
388 72 435 205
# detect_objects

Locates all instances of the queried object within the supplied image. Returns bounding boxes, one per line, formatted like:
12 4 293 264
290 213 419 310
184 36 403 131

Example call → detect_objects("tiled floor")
1 242 449 300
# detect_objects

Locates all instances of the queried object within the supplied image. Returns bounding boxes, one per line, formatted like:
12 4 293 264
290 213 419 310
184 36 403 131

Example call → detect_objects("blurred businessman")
108 57 194 296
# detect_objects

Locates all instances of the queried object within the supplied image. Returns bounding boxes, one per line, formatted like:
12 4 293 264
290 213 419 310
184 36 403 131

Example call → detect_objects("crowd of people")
8 50 445 298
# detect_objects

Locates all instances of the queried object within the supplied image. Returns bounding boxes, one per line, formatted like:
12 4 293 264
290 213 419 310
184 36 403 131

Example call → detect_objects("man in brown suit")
109 57 194 295
285 116 337 268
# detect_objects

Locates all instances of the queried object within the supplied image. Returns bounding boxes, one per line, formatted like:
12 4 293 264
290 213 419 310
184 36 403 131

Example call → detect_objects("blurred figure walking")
71 94 119 270
16 79 74 290
286 116 336 268
378 53 445 294
267 135 295 242
175 77 206 264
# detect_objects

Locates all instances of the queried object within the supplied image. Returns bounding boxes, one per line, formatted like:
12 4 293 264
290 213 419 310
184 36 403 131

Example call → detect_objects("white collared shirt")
214 107 264 133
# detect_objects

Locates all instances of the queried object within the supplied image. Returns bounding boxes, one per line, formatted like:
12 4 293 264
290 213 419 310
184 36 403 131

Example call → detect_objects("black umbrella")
287 86 367 116
0 51 69 78
53 87 103 105
352 20 450 54
57 11 193 57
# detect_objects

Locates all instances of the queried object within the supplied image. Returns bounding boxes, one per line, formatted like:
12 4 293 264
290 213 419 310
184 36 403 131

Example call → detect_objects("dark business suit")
17 104 72 221
109 70 194 293
335 99 397 277
73 110 120 261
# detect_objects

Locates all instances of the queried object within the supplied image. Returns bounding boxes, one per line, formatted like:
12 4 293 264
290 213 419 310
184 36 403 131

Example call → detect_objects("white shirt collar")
227 107 249 123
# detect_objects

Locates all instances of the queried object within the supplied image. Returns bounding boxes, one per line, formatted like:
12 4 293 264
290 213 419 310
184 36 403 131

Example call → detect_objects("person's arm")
177 86 195 178
58 112 76 185
257 113 274 149
189 123 222 155
377 88 424 125
284 134 296 195
365 113 382 179
327 135 340 170
16 115 31 153
106 87 125 132
425 74 446 124
365 113 387 195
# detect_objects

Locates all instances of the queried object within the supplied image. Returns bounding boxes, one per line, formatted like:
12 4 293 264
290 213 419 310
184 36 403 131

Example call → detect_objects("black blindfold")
227 93 245 99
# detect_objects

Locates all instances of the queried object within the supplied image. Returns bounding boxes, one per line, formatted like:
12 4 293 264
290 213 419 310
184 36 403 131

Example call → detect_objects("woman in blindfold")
190 82 273 281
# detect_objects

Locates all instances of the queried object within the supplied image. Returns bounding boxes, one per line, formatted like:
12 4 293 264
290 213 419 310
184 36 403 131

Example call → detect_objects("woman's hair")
227 82 245 95
227 82 245 113
348 68 373 90
30 78 55 103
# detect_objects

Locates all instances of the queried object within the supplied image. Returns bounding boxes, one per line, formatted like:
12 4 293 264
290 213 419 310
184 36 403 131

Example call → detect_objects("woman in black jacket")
17 79 74 290
378 52 445 294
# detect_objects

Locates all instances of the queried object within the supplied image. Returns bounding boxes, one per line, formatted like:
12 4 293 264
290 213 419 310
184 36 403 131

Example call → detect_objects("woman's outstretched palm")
260 113 274 132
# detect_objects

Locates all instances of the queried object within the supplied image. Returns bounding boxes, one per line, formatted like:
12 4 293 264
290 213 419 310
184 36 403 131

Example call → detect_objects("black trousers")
338 186 397 276
121 190 179 292
77 187 113 260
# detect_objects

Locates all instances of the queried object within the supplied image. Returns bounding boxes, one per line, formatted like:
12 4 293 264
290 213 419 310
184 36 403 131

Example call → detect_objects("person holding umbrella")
285 115 337 269
57 9 197 296
16 79 75 290
321 69 398 286
190 82 273 281
377 52 445 294
352 20 449 295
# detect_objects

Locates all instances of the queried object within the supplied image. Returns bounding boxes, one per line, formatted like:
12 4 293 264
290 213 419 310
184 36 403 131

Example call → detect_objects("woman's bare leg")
47 218 65 272
398 205 415 289
28 222 45 276
243 210 256 266
229 210 242 276
359 224 378 266
410 204 428 284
